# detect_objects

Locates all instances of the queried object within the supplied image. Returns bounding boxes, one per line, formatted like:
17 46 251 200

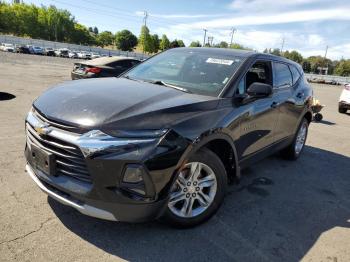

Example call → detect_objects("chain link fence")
304 73 350 85
0 34 149 60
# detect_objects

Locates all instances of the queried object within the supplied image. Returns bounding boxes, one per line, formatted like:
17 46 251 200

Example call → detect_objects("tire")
338 107 347 114
161 147 227 228
314 113 323 121
281 118 309 160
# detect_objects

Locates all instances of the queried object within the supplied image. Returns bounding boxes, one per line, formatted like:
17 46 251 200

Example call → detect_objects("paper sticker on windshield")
206 58 234 65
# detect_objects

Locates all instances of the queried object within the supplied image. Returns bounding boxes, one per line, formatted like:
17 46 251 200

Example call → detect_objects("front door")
234 60 279 160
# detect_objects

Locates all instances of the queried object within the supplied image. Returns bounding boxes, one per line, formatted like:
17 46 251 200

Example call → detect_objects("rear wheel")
338 107 347 114
281 118 309 160
162 148 227 228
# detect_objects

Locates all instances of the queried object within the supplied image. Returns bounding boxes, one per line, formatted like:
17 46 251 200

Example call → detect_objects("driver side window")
236 60 272 95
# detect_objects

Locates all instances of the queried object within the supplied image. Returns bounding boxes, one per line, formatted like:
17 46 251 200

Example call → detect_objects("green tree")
93 26 98 35
115 29 138 51
270 48 281 56
139 25 152 53
96 31 114 47
230 43 251 50
160 34 170 51
219 41 228 48
284 50 303 64
334 60 350 76
170 39 180 48
189 41 201 47
177 39 185 47
302 60 311 73
150 34 160 53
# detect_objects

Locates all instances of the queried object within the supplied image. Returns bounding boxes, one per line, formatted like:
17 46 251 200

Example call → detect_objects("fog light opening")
123 164 144 183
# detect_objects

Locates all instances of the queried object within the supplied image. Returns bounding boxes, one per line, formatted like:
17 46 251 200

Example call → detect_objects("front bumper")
26 164 117 221
24 109 187 222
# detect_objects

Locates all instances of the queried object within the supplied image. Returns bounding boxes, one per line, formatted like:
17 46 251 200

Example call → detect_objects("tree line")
1 2 349 76
263 48 350 76
0 2 185 53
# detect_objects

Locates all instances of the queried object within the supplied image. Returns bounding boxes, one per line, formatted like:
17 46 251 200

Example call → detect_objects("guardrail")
304 73 350 84
0 34 149 60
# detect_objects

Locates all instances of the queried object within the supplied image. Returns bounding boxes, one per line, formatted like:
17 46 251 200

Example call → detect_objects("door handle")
271 102 279 108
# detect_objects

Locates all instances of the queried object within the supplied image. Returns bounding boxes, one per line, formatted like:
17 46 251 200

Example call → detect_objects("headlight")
103 129 168 138
78 130 159 158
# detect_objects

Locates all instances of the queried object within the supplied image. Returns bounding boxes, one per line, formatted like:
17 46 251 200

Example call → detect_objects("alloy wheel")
168 162 217 218
295 122 307 154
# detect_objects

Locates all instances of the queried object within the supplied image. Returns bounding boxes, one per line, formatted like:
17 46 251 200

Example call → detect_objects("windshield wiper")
150 80 191 93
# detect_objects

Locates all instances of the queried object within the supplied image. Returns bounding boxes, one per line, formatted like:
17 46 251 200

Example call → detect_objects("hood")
34 78 220 131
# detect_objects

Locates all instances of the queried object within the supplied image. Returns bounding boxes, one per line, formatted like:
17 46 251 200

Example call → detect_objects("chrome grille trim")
26 114 91 183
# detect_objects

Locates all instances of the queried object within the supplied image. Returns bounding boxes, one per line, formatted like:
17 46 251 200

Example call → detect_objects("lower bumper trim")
25 164 117 221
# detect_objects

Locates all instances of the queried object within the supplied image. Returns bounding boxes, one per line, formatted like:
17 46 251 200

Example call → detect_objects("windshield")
125 48 243 97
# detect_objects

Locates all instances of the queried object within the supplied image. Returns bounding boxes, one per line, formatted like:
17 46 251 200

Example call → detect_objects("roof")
172 47 256 58
170 47 301 67
84 56 140 66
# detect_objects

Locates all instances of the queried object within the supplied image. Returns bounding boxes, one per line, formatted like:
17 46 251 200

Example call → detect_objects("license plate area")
28 143 56 175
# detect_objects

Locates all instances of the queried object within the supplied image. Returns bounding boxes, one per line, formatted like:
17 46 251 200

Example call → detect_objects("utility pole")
323 45 329 75
142 11 148 54
203 29 207 47
208 36 214 47
143 11 148 27
230 28 236 48
280 37 285 54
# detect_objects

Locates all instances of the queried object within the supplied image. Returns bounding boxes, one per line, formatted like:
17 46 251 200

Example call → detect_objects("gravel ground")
0 52 349 262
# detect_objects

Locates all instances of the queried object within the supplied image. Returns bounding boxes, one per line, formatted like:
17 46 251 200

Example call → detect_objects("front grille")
26 122 91 183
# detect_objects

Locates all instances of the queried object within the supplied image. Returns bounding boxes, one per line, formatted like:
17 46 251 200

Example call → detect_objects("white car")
339 84 350 113
1 43 15 52
90 52 101 59
77 51 91 59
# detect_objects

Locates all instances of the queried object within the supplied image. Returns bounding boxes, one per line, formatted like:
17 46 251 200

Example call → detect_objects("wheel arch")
176 131 240 183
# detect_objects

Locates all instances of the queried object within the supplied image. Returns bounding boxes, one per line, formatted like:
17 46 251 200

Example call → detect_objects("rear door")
272 62 302 142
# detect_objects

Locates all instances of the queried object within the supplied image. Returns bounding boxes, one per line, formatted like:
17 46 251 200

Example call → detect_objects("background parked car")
90 52 101 59
0 43 15 52
43 47 55 56
339 84 350 113
31 46 44 55
54 48 68 57
77 51 91 60
68 51 78 59
15 45 31 54
71 56 141 80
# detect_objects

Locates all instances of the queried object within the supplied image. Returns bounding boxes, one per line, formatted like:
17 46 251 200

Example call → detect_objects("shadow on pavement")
313 119 336 125
49 145 350 262
0 92 16 101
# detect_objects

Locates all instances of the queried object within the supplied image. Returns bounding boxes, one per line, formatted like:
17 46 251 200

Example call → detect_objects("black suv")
25 48 313 227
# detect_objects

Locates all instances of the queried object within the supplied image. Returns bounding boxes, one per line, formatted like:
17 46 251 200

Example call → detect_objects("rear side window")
289 65 301 84
273 62 292 88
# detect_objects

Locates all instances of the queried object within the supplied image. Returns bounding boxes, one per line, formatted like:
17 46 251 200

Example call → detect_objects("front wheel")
161 148 227 228
281 118 309 160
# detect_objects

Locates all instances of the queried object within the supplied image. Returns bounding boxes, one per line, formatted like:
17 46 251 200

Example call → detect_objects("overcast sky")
13 0 350 59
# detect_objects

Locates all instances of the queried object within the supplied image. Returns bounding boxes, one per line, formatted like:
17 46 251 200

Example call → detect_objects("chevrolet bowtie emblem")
34 124 51 135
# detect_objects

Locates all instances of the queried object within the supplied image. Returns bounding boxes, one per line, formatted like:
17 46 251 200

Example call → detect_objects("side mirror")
247 82 272 98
